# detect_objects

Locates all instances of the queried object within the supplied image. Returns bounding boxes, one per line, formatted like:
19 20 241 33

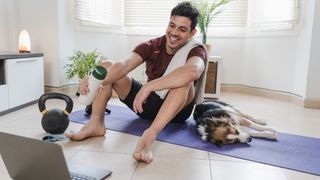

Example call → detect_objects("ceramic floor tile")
211 160 288 180
57 138 93 150
81 131 139 154
0 127 45 139
70 151 138 180
0 156 8 173
0 173 11 180
284 169 320 180
62 149 81 160
152 140 209 159
132 157 211 180
209 152 252 163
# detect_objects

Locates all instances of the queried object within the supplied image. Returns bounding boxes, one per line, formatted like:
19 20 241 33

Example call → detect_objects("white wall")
0 0 8 51
242 36 298 93
57 0 75 85
208 37 246 85
292 0 314 98
305 0 320 99
17 0 61 87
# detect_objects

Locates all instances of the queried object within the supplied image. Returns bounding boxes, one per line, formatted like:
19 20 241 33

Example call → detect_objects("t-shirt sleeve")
187 46 206 62
132 40 154 61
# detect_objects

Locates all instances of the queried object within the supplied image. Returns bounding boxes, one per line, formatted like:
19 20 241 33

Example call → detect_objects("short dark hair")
170 1 199 31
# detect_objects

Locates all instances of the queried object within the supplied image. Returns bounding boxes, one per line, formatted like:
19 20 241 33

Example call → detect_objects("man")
66 1 206 163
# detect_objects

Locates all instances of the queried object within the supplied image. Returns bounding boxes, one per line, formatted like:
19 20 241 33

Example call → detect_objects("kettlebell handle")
38 93 73 115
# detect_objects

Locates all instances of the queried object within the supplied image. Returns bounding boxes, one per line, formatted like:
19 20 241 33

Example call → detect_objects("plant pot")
205 44 212 54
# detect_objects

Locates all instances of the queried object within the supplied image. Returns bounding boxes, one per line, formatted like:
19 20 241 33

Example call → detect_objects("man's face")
165 15 196 54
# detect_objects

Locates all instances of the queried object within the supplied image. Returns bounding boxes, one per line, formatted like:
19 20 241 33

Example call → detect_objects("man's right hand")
79 76 90 95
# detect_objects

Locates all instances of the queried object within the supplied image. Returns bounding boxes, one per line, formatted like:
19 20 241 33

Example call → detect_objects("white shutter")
210 0 248 27
248 0 300 26
75 0 123 26
125 0 248 27
125 0 180 27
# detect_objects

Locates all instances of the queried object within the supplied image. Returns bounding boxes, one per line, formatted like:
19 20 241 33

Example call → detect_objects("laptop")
0 131 112 180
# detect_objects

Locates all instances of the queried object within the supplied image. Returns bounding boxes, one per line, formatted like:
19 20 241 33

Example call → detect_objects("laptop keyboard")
70 172 97 180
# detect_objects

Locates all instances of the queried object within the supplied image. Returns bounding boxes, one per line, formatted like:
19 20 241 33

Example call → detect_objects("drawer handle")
15 59 37 63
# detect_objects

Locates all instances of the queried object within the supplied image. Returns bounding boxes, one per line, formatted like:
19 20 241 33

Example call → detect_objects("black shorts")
120 79 194 123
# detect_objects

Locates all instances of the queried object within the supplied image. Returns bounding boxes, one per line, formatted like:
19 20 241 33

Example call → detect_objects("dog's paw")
264 132 277 140
253 118 267 125
265 127 277 133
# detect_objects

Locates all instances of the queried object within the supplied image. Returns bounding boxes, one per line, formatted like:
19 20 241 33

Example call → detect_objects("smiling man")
66 1 206 163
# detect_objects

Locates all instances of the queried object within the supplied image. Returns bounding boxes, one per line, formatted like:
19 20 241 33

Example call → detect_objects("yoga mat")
69 105 320 176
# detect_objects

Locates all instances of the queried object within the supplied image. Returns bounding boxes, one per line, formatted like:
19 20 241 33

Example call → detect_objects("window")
209 0 248 27
74 0 299 34
124 0 248 27
75 0 123 27
248 0 300 27
125 0 179 27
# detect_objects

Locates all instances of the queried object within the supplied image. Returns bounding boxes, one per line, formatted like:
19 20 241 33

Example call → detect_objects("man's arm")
80 52 143 95
133 56 205 113
101 52 143 86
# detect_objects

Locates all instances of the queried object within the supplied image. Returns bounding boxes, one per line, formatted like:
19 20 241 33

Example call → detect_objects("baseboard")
221 84 320 109
45 85 79 98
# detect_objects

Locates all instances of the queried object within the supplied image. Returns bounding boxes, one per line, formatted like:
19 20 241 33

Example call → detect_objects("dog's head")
197 110 252 147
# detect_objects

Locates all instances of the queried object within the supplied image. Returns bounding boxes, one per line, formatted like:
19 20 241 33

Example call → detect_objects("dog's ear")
204 118 215 127
214 140 224 148
209 138 224 148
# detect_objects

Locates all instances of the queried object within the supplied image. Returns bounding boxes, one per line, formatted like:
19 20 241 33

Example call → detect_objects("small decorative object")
19 30 31 53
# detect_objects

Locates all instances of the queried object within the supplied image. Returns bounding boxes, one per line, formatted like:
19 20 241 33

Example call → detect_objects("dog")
193 100 277 147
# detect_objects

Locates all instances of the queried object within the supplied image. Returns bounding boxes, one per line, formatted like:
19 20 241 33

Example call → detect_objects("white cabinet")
6 57 44 108
0 55 44 114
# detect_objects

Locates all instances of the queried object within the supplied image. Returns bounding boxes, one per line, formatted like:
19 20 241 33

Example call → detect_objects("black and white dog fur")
193 100 277 147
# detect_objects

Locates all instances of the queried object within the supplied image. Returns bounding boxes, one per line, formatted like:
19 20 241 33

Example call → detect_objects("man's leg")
133 83 194 163
66 60 132 140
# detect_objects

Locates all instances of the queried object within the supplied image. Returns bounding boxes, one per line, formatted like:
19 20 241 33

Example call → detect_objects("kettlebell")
38 93 73 134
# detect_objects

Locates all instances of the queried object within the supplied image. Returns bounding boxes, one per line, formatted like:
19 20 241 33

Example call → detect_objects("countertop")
0 52 43 60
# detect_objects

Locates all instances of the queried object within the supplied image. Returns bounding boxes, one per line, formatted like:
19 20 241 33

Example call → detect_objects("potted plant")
65 49 105 82
193 0 230 51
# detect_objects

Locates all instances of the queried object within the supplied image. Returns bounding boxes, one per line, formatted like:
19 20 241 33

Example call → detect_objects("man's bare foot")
133 128 157 163
65 120 106 141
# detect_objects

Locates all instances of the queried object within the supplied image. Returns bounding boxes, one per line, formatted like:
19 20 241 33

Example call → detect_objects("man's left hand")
133 86 151 113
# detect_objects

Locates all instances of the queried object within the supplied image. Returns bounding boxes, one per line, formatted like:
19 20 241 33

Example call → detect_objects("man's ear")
190 29 197 37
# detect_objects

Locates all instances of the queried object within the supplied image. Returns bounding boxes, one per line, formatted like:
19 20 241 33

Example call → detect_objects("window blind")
75 0 123 26
210 0 248 27
124 0 248 27
124 0 179 27
248 0 300 26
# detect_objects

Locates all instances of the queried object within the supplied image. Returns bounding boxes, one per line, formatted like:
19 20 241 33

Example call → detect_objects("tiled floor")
0 92 320 180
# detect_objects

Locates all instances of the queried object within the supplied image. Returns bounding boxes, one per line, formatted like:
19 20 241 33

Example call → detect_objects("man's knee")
100 60 114 69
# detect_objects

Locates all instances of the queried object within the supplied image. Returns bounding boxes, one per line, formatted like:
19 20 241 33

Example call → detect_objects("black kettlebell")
38 93 73 134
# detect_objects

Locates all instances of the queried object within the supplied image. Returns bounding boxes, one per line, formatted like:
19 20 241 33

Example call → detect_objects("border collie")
193 100 277 147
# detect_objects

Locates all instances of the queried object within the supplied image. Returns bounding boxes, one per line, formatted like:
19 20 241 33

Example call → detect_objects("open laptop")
0 131 112 180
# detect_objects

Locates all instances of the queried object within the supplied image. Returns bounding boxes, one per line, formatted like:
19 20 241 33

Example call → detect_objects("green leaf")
192 0 231 44
64 49 106 81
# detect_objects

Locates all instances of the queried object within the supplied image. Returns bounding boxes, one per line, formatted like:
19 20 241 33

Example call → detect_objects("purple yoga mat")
69 105 320 176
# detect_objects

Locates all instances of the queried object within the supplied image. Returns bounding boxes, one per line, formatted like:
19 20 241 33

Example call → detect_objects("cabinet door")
0 85 8 111
6 57 44 108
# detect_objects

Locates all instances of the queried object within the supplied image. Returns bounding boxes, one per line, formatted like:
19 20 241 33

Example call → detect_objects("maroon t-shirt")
133 35 206 82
